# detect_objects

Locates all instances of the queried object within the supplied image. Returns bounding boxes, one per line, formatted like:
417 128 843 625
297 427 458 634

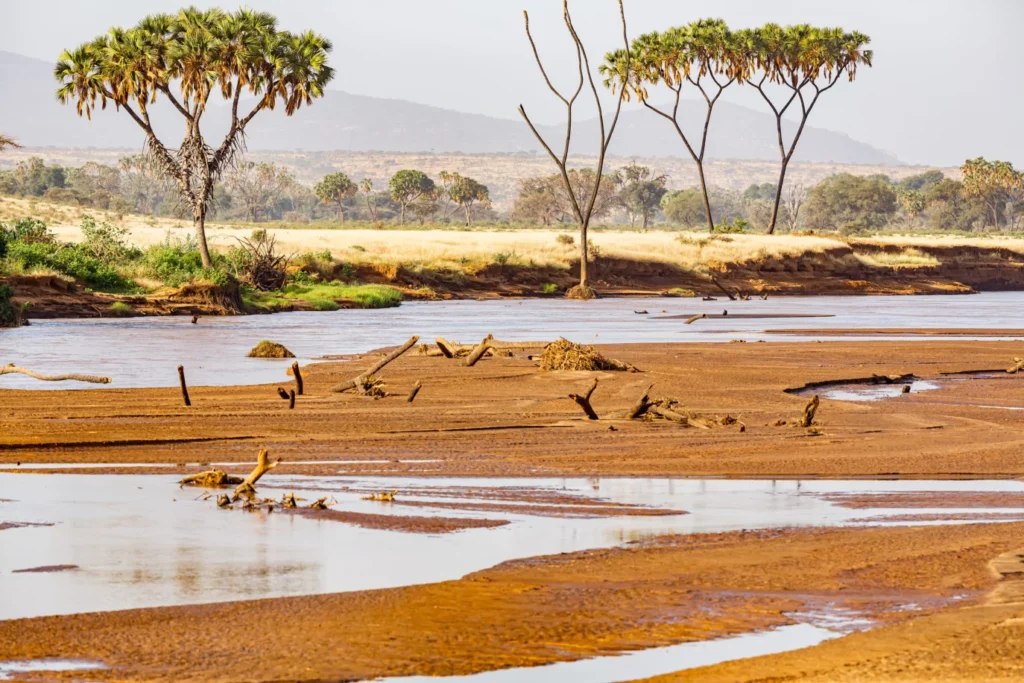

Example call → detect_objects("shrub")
143 241 228 287
80 215 137 261
109 301 134 317
316 249 333 262
555 233 575 247
0 283 17 327
541 283 558 294
2 218 54 244
6 241 134 291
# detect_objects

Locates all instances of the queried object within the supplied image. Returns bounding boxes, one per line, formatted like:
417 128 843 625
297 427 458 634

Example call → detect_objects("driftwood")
0 363 111 384
217 494 231 508
276 387 290 400
569 378 600 420
291 361 304 395
191 315 199 324
363 490 398 502
177 365 191 407
407 380 422 403
331 336 419 393
634 309 648 315
799 395 820 428
628 383 655 419
288 389 296 410
1008 357 1024 374
464 334 495 367
685 314 707 325
180 469 243 488
233 449 281 497
282 492 298 508
435 337 458 358
710 277 737 301
872 373 914 384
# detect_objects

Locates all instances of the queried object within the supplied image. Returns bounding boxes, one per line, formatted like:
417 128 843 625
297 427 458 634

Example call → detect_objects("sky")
2 0 1021 167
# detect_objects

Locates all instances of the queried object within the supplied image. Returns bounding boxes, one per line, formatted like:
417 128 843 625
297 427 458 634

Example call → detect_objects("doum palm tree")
55 8 334 267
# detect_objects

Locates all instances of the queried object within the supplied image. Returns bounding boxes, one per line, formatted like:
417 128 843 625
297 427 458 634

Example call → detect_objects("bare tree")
228 162 293 222
783 182 806 232
517 0 631 299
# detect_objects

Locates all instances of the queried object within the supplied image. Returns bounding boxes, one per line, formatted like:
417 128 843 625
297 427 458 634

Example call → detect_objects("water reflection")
2 475 1023 621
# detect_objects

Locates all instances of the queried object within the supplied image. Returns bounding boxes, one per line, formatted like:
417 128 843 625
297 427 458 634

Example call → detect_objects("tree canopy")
388 170 435 224
54 8 334 266
314 172 357 221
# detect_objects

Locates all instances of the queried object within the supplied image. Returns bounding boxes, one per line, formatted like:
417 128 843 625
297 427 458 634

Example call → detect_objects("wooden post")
288 390 296 409
177 365 191 407
291 361 304 395
407 380 422 403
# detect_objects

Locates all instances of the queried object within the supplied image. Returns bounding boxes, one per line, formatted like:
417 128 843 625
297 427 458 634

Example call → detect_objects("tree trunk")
338 202 345 223
464 203 472 226
768 161 790 235
194 206 212 268
579 222 589 289
696 162 714 232
400 203 407 224
642 213 649 232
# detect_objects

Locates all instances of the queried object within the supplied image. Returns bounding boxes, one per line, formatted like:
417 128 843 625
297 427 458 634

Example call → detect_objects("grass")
855 248 941 268
109 301 134 317
245 282 403 312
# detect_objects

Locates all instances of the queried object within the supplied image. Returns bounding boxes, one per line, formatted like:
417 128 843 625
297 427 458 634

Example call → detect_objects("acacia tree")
450 175 491 225
518 0 631 299
742 24 872 233
230 161 292 222
314 171 356 221
619 162 667 230
55 8 334 267
0 135 20 152
960 157 1024 229
388 169 435 224
604 19 744 232
359 178 378 221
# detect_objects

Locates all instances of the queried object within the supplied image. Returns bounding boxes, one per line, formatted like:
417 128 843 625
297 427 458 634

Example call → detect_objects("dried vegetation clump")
247 340 295 358
540 338 636 372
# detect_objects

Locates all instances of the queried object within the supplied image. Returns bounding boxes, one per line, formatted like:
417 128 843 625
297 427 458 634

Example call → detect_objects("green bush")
541 283 558 294
143 242 228 287
0 283 16 327
80 214 138 261
6 241 134 291
109 301 134 317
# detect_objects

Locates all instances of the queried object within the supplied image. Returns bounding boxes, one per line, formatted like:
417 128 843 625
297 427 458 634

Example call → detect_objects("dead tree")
233 449 281 498
277 387 289 400
569 378 600 420
799 395 820 428
517 0 631 300
331 336 419 393
0 364 111 384
291 361 304 395
464 334 495 367
407 380 422 403
177 365 191 407
288 389 296 410
628 383 654 419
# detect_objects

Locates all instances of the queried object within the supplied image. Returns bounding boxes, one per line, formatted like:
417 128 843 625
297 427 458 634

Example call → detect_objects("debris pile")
540 338 636 372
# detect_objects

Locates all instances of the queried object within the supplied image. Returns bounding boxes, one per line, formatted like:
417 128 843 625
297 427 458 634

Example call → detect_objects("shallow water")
1 293 1023 389
371 620 854 683
794 379 942 402
2 475 1023 621
0 659 105 681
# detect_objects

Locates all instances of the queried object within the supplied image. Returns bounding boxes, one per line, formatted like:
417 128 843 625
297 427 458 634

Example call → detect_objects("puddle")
369 615 864 683
798 379 941 402
2 293 1023 389
0 659 105 680
2 475 1024 621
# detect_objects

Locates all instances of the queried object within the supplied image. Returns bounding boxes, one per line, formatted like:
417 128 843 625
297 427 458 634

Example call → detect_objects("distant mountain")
0 50 900 165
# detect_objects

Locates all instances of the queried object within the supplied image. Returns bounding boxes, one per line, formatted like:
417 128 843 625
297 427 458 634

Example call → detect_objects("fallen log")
177 365 191 407
799 395 820 428
0 363 111 384
407 380 422 403
233 449 281 497
628 383 655 419
464 334 495 367
1008 357 1024 374
331 336 419 393
291 361 304 395
685 314 707 325
179 469 243 488
710 276 737 301
276 387 289 400
569 378 600 420
435 337 458 358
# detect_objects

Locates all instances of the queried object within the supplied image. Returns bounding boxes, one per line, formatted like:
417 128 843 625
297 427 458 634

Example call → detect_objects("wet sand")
0 523 1020 682
2 340 1023 478
4 340 1024 680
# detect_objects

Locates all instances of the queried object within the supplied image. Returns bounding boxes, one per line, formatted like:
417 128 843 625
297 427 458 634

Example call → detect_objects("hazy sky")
3 0 1021 166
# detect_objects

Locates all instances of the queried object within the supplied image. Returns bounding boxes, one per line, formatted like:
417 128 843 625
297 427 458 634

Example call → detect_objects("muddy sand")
3 340 1024 681
3 340 1023 477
